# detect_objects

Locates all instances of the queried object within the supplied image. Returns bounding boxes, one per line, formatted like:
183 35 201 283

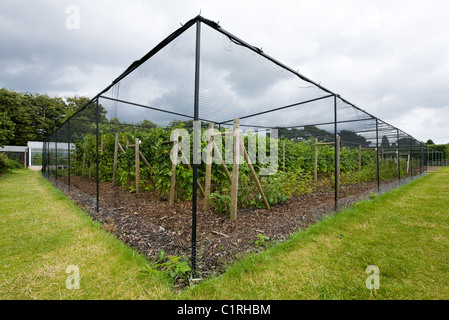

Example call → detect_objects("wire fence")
42 16 444 279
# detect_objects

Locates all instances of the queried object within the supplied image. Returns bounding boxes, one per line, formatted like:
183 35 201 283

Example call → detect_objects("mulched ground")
54 175 396 278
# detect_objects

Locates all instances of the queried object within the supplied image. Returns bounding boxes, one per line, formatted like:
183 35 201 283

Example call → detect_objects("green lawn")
0 170 173 299
1 169 449 299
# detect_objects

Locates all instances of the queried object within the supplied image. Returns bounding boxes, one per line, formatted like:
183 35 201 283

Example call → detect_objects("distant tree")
138 119 157 129
425 139 435 146
65 96 92 120
0 112 15 147
340 130 372 148
381 135 390 148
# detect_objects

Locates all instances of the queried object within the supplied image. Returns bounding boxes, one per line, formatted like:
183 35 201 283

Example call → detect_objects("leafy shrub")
0 153 22 173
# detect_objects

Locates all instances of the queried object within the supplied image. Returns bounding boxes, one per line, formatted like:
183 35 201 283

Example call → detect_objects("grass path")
1 169 449 299
0 170 173 299
181 167 449 299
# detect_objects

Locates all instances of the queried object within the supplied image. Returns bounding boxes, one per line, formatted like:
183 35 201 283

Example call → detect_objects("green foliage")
0 88 75 145
0 112 15 147
209 192 231 214
0 153 22 173
252 233 271 248
70 123 404 215
140 250 191 283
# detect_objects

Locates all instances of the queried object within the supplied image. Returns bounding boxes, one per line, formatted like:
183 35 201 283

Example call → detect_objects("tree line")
0 88 90 146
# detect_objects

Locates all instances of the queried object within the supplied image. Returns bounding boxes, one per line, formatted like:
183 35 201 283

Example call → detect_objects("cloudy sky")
1 0 448 143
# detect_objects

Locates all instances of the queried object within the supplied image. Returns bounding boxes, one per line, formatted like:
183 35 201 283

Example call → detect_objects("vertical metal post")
397 129 401 184
96 99 100 213
375 119 380 193
420 143 423 175
68 120 71 192
191 19 201 275
55 131 58 181
410 137 413 178
334 95 338 211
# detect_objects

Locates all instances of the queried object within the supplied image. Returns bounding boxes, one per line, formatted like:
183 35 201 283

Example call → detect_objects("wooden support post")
358 145 362 173
113 133 119 186
118 141 126 154
139 151 152 170
135 138 140 193
407 153 411 174
336 135 341 191
203 123 214 211
240 139 270 210
82 152 86 175
396 151 399 170
282 140 286 172
169 131 179 205
230 119 240 221
314 138 318 183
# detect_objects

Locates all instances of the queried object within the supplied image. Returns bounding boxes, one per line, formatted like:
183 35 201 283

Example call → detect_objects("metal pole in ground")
68 120 71 192
96 99 100 214
376 119 380 193
333 95 338 211
397 129 401 184
191 18 201 276
55 131 58 181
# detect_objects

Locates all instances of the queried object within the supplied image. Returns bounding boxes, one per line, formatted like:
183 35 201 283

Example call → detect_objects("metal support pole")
334 95 338 211
68 120 71 192
376 119 380 192
420 143 423 175
191 19 201 275
55 132 58 181
96 99 100 213
410 137 413 178
397 129 401 184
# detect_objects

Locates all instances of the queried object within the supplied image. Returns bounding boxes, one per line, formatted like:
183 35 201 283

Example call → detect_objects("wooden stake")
139 150 152 170
240 139 270 210
358 145 362 173
169 130 179 205
135 138 140 193
113 133 119 186
117 141 126 154
407 153 410 174
82 152 86 176
282 140 286 172
203 123 214 211
230 119 240 221
336 135 341 191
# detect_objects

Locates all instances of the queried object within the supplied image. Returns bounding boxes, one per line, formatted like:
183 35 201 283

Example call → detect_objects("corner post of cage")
95 98 100 213
191 18 201 275
67 119 71 192
333 95 338 211
375 118 380 193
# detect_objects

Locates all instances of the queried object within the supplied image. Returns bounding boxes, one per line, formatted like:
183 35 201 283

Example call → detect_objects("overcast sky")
1 0 448 143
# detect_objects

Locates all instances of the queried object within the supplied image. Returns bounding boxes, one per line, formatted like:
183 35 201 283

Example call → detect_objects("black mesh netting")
42 16 431 280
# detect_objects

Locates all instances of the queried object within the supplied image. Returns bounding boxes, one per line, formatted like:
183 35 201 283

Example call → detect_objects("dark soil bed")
55 175 388 278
